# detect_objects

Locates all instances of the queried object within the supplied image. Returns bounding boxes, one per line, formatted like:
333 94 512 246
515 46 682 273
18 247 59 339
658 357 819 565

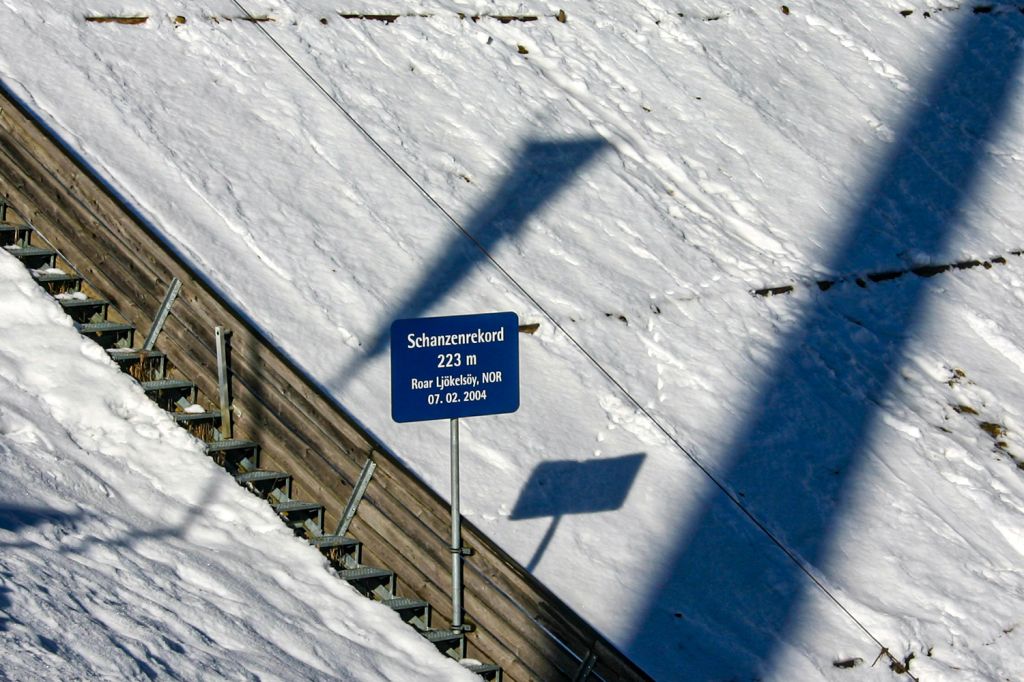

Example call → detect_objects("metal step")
312 534 362 568
272 499 324 536
0 224 32 247
338 566 396 600
5 244 56 269
58 296 110 324
424 628 467 659
33 269 83 295
141 378 196 411
205 438 260 472
108 348 167 381
172 410 221 441
141 378 195 392
383 596 431 631
235 469 292 499
76 321 134 349
463 662 502 681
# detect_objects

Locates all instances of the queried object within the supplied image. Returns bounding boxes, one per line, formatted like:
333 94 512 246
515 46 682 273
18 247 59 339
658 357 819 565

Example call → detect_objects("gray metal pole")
215 326 233 439
143 277 182 351
450 417 463 629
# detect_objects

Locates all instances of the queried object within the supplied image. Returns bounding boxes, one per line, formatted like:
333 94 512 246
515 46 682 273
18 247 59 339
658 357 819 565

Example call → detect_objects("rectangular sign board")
391 312 519 423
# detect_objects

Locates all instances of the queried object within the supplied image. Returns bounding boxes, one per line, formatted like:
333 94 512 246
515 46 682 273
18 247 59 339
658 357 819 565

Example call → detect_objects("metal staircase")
1 202 501 680
1 83 654 677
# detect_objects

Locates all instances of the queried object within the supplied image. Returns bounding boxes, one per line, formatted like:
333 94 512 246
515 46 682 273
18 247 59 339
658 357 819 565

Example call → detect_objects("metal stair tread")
4 244 53 257
463 663 502 674
382 596 429 611
273 499 322 513
32 271 79 282
172 410 221 421
235 469 290 484
204 438 256 452
0 225 31 240
141 378 194 391
312 534 360 549
76 321 134 333
108 348 165 359
107 348 167 381
338 566 393 581
59 297 108 309
424 629 464 644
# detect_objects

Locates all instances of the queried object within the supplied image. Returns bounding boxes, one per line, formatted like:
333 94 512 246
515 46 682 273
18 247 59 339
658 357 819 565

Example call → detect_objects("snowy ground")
0 254 477 680
2 1 1024 679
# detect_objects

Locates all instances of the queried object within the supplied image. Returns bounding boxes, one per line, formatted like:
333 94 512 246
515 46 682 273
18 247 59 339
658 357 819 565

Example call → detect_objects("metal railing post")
143 277 182 351
215 326 233 439
334 458 377 536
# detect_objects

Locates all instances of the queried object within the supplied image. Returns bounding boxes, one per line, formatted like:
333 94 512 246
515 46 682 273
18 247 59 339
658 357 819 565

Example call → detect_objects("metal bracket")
572 647 598 682
450 545 474 556
335 458 377 536
143 277 182 351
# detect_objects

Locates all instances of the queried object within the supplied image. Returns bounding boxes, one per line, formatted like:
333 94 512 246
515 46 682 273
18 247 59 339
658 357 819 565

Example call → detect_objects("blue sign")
391 312 519 423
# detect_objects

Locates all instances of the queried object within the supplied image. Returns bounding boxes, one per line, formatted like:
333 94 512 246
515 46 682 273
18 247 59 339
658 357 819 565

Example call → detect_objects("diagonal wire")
229 2 910 674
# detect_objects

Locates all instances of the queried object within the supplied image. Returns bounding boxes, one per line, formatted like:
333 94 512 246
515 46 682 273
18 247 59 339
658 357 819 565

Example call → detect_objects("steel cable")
229 3 910 675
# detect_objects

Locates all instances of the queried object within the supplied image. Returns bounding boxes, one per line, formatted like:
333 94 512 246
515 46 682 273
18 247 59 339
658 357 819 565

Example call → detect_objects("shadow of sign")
511 453 645 571
334 137 608 389
624 12 1024 680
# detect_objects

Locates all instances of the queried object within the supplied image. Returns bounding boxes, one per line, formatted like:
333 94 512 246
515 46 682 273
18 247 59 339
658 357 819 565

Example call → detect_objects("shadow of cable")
625 12 1024 680
333 137 608 389
0 583 10 632
0 503 87 632
0 503 82 534
510 453 646 571
0 468 225 641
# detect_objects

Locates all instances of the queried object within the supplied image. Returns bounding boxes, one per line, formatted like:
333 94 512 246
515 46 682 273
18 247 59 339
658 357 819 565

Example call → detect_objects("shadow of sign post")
510 453 646 572
332 137 608 391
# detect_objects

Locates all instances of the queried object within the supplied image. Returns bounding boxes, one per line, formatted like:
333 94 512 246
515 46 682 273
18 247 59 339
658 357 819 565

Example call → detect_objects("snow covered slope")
0 254 477 680
2 1 1024 679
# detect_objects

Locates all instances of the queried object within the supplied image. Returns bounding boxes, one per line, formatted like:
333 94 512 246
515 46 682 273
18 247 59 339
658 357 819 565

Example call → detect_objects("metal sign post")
450 417 463 628
391 311 520 631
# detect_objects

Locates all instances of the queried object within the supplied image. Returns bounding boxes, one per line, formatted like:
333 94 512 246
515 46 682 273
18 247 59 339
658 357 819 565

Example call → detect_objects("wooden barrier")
0 85 652 682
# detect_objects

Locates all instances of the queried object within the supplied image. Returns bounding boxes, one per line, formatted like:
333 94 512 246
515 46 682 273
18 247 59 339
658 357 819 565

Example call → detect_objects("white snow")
0 255 477 679
2 1 1024 679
